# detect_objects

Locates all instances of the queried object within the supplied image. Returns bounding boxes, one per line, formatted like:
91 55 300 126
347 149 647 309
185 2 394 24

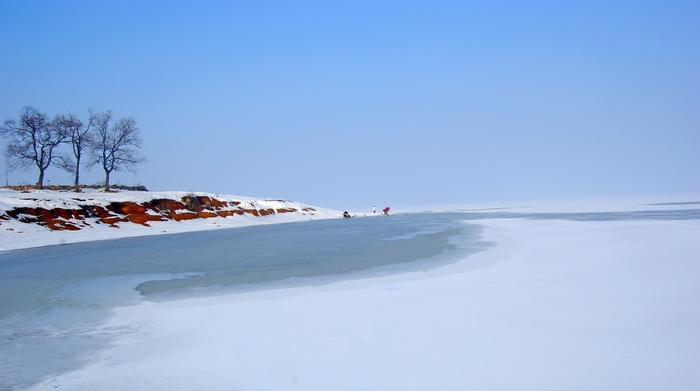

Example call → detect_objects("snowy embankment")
0 189 342 252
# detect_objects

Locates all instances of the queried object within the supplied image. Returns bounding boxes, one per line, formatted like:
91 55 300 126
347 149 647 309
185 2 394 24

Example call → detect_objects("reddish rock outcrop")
171 211 200 221
240 209 259 216
2 195 308 231
103 201 166 226
5 207 83 230
257 208 275 216
217 210 243 217
150 198 186 212
80 205 127 226
180 195 228 212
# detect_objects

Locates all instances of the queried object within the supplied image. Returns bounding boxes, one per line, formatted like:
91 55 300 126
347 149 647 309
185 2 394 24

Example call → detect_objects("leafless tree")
55 111 95 191
89 111 145 192
0 106 70 189
3 155 19 187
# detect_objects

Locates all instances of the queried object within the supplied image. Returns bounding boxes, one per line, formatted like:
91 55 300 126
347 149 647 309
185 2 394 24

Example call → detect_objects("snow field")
31 215 700 390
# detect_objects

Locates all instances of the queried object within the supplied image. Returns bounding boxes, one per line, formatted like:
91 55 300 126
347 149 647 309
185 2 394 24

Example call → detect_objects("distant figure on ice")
383 207 390 215
343 210 351 218
373 205 376 214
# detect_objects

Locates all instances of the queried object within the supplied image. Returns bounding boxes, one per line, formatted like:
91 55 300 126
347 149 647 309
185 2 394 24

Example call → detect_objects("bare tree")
89 111 145 192
0 106 70 189
55 111 95 191
3 155 19 187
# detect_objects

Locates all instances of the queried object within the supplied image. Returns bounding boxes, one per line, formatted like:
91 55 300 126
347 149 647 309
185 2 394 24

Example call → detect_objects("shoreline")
0 188 347 253
2 190 698 254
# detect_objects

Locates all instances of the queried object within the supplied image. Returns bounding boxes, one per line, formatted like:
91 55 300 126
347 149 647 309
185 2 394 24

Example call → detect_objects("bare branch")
88 112 144 191
0 106 69 189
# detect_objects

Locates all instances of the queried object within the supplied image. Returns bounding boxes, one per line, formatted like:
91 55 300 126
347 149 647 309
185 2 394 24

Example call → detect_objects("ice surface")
1 196 698 390
1 213 483 389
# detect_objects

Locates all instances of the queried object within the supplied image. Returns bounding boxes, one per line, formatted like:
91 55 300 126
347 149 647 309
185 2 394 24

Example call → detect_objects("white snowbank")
27 196 700 390
0 189 347 252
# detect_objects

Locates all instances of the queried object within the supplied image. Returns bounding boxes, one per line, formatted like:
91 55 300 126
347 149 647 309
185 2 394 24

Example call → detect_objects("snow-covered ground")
0 189 344 252
19 195 700 391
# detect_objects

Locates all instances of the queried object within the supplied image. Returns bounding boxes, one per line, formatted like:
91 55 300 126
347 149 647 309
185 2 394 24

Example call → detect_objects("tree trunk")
37 170 44 190
104 170 111 192
74 156 81 192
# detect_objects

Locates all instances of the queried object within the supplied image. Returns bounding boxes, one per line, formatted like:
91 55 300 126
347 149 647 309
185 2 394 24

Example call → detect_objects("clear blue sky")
1 1 698 209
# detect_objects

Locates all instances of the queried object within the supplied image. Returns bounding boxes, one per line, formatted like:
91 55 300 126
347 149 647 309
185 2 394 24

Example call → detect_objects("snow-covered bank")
25 197 700 390
0 189 344 252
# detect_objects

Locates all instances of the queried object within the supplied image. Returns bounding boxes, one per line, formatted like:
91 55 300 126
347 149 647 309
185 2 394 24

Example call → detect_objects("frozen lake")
2 203 699 390
0 212 488 390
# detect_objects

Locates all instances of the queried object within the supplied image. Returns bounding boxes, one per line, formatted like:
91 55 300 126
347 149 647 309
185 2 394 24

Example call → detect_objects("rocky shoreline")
0 189 340 251
1 194 316 231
